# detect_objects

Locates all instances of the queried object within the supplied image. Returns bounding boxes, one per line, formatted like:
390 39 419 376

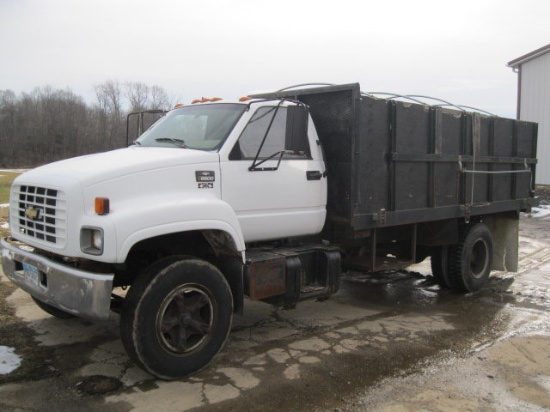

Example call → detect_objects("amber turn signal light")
95 197 110 215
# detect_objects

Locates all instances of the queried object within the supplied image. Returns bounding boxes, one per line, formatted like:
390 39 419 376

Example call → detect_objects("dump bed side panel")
359 96 391 216
254 84 537 239
295 87 356 221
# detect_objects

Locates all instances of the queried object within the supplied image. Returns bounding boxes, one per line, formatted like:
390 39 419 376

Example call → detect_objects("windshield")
136 103 246 150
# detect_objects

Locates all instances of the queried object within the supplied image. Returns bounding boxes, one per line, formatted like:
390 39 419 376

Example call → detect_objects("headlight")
80 227 104 255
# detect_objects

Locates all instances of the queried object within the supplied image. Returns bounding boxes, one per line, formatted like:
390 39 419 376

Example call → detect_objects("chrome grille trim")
11 185 67 247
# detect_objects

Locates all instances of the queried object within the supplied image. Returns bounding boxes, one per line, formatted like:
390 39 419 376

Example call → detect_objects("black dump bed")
256 83 538 237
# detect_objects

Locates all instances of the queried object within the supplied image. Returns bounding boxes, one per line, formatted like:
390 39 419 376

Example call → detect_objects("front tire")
448 223 493 292
120 257 233 379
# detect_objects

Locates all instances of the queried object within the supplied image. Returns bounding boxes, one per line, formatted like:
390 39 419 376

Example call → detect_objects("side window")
230 106 310 160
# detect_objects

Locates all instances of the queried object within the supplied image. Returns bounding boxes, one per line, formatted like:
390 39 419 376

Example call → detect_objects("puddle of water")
0 346 22 374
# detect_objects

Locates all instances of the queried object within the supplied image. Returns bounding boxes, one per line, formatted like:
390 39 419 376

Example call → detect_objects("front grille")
11 185 67 246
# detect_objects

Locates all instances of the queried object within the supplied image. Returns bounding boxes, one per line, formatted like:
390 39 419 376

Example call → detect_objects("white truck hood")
19 147 220 188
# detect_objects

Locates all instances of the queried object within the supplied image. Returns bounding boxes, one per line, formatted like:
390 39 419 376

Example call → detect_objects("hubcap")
470 239 489 279
156 285 214 354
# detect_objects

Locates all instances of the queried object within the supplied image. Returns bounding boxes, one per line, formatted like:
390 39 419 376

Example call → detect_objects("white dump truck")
1 83 537 379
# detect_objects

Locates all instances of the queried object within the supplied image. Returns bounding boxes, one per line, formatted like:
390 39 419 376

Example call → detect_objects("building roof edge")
508 44 550 68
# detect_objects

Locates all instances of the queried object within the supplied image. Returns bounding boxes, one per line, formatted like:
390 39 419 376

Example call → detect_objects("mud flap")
484 213 519 272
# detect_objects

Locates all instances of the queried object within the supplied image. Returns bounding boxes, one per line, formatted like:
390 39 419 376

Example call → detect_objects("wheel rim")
470 238 489 279
156 284 214 355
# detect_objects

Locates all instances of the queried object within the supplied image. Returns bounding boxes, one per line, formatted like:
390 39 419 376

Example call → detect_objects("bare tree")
125 82 171 111
150 85 171 110
95 80 123 117
0 90 17 164
0 81 176 168
94 80 124 149
125 82 150 112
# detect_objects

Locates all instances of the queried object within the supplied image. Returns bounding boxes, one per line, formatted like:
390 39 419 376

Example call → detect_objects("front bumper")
1 237 114 321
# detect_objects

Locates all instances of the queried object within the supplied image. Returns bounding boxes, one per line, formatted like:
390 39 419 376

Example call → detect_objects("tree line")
0 81 171 168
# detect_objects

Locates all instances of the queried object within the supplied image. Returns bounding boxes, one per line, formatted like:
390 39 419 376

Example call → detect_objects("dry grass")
0 171 21 238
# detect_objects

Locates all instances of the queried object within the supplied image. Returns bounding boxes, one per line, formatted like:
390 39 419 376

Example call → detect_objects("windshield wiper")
131 140 141 146
155 137 188 148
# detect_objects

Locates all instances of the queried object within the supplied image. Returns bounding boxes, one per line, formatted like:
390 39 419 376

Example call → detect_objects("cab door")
220 104 326 242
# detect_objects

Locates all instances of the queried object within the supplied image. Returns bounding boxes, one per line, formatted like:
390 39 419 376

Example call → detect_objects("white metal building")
508 44 550 185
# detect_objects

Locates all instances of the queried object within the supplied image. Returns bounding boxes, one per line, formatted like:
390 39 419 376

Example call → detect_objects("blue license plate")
23 263 40 286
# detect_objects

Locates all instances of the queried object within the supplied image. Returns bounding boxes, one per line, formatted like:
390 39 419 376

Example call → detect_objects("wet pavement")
1 211 550 411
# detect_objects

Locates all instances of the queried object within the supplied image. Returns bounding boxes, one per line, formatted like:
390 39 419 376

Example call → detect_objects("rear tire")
31 297 74 319
448 223 493 292
430 246 452 288
120 256 233 380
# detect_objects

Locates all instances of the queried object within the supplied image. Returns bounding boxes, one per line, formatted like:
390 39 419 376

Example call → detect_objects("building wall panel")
520 52 550 184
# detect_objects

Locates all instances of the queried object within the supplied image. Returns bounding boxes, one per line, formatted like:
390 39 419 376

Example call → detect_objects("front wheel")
447 223 494 292
120 257 233 379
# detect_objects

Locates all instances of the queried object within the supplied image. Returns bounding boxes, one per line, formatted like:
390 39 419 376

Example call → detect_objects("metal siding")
520 52 550 185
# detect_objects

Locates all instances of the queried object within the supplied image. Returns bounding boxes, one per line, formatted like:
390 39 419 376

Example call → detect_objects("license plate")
23 263 40 286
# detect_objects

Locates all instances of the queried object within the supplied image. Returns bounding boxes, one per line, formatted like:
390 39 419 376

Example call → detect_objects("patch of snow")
531 205 550 219
0 346 22 374
0 204 10 208
1 223 8 229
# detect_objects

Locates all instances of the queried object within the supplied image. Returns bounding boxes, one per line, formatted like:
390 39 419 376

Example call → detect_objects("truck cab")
132 99 328 242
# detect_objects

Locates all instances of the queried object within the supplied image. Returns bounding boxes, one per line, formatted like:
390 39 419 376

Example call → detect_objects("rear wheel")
448 223 493 292
120 257 233 379
31 296 74 319
430 246 452 288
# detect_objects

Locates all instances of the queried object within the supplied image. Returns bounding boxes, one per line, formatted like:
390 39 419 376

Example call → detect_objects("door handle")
307 170 323 181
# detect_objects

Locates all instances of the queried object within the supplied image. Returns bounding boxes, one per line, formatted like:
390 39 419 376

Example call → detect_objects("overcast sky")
1 0 549 118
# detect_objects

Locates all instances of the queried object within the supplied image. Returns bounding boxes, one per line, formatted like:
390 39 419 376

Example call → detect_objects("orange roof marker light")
174 103 184 108
239 96 252 102
191 97 221 104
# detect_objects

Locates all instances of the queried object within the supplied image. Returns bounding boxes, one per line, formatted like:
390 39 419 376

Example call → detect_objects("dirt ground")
1 200 550 411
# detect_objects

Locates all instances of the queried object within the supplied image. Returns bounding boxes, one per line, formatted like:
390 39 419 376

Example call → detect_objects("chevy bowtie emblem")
25 206 42 220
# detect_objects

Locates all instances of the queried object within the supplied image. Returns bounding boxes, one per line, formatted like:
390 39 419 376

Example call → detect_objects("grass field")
0 171 21 238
